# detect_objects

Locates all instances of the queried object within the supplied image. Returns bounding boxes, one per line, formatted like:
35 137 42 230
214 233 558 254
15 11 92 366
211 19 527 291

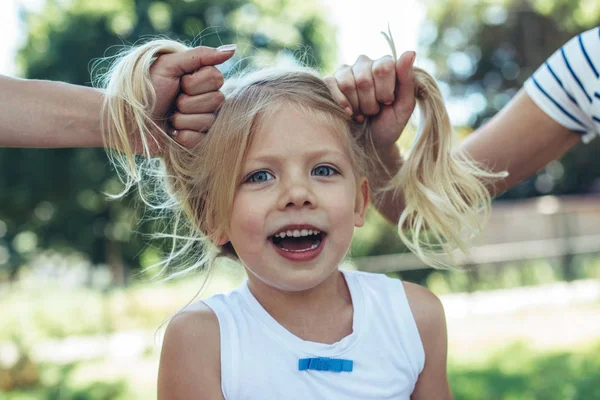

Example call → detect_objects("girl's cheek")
237 207 267 235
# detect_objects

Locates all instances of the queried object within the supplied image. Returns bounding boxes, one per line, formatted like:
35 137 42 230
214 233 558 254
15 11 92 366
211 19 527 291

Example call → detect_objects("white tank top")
202 269 425 399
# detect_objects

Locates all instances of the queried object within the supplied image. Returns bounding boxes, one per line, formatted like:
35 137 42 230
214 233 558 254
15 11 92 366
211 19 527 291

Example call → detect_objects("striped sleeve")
524 27 600 144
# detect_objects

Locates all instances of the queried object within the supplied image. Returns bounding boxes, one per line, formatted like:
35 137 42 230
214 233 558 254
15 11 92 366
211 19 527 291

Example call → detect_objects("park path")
441 279 600 362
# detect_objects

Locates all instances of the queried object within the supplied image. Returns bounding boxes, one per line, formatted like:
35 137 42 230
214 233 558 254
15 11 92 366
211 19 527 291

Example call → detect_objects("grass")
0 263 246 342
3 340 599 399
449 342 600 400
2 257 600 398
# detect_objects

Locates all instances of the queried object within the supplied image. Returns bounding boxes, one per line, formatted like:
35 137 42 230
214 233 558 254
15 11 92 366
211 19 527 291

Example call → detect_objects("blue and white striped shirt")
524 27 600 144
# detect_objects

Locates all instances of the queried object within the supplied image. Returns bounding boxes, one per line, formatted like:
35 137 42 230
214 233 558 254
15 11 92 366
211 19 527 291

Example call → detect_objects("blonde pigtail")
98 39 189 197
381 29 508 268
396 70 507 267
97 39 223 284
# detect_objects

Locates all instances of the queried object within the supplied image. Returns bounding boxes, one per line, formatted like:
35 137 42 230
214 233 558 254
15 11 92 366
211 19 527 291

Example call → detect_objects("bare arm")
0 45 236 151
326 51 583 225
375 90 581 224
460 89 581 196
0 75 104 148
404 281 453 400
157 302 224 400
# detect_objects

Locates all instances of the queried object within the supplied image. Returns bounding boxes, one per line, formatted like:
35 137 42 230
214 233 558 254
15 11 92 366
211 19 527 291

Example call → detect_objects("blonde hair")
97 37 506 281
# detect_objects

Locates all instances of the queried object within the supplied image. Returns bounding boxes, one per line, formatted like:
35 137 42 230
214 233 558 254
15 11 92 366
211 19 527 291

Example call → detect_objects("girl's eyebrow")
247 148 348 164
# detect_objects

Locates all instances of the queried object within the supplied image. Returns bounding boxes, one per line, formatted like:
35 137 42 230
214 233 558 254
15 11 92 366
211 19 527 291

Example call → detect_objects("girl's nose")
278 180 317 210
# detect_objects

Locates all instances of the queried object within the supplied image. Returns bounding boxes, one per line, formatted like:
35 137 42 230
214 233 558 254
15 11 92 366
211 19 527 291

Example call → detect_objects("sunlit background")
1 0 600 399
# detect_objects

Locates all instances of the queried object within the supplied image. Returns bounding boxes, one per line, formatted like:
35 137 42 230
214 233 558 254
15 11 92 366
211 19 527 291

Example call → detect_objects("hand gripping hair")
98 33 507 278
379 28 508 267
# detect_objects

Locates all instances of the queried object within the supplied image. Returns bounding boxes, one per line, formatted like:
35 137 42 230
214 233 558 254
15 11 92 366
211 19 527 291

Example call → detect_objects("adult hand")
144 44 236 153
324 51 416 151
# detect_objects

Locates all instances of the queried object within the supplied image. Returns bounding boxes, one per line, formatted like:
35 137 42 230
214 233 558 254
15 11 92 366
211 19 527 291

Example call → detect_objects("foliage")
449 342 600 400
0 262 245 342
3 336 600 399
0 363 127 400
0 0 337 281
2 260 599 398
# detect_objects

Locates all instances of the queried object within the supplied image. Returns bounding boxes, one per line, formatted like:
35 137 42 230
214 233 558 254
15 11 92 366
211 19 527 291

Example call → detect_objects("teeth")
274 228 322 238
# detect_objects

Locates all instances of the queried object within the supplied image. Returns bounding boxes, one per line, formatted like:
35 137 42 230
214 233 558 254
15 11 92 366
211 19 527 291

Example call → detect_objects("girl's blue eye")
246 171 274 183
312 165 338 177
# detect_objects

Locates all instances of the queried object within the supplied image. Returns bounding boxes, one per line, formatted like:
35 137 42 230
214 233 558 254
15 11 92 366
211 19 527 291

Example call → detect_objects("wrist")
73 85 105 147
39 80 105 147
376 144 402 174
370 144 402 190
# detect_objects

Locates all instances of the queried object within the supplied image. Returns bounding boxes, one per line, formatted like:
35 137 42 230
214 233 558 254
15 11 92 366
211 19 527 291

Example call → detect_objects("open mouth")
268 231 326 252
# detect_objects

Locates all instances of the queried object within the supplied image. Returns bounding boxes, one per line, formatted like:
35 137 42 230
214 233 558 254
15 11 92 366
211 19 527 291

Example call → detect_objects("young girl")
100 36 505 399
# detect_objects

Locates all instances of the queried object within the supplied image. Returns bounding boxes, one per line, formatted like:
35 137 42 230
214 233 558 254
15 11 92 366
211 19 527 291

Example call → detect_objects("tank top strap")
201 292 243 400
350 270 426 378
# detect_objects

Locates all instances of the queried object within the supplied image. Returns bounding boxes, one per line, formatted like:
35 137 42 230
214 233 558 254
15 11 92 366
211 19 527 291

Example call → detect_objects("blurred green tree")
0 0 336 284
421 0 600 199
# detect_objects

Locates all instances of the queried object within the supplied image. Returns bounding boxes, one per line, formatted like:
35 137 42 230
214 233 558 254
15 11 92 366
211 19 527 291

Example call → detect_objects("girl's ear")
217 234 230 246
354 177 370 228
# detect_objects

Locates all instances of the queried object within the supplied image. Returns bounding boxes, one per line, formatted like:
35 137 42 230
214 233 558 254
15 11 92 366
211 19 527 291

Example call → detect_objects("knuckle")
338 80 355 93
355 54 371 64
323 76 336 87
211 91 225 108
180 75 192 93
175 94 188 111
335 65 352 77
355 77 372 90
171 112 183 127
374 63 393 77
380 55 395 65
208 70 224 88
203 115 216 131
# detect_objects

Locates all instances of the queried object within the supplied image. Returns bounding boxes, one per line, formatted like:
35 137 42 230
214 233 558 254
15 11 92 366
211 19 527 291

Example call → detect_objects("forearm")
458 90 580 196
373 90 582 225
0 75 105 148
372 144 406 225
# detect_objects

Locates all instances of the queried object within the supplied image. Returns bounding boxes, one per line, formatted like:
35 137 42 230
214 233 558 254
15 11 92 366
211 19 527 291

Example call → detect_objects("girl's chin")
248 265 341 294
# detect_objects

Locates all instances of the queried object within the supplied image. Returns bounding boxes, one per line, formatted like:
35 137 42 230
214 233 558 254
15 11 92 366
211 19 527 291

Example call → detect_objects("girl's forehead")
248 104 351 157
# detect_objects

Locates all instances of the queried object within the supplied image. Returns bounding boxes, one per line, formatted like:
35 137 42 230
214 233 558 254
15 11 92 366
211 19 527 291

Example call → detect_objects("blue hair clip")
298 357 353 372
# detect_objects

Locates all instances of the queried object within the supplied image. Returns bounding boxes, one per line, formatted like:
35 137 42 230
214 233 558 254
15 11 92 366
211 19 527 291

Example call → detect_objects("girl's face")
221 104 369 292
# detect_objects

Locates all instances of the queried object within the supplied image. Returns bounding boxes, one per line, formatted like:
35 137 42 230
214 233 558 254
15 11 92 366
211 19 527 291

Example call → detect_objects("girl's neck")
246 270 354 343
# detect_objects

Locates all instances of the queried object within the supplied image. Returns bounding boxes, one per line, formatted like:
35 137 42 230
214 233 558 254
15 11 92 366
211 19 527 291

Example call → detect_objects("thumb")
154 44 236 77
393 51 416 116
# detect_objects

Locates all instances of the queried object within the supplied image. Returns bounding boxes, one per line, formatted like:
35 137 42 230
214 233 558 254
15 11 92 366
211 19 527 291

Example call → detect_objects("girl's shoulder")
401 281 452 398
348 270 446 339
157 301 224 400
401 281 446 337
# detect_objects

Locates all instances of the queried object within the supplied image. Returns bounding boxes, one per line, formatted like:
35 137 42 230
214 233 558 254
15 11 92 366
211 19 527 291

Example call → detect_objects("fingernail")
384 101 393 106
345 106 353 116
217 44 237 52
409 51 416 66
